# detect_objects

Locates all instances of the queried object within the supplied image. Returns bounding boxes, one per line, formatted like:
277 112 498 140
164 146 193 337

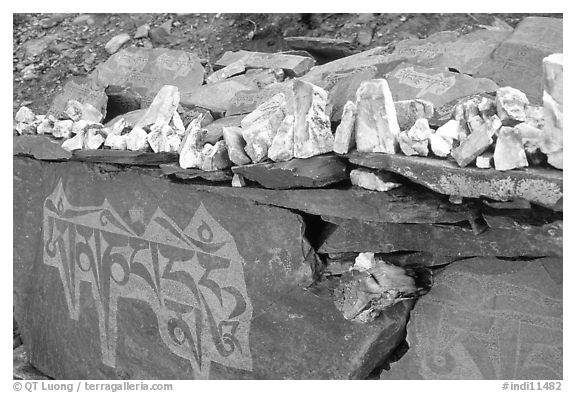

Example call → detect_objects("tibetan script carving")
392 66 456 97
43 181 253 379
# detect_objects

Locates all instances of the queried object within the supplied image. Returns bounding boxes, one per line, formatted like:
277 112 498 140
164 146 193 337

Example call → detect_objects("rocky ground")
12 12 562 380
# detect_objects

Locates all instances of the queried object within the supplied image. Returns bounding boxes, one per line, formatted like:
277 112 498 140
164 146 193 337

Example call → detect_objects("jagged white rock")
104 133 128 150
61 132 84 151
355 79 400 153
126 127 149 151
52 120 74 139
333 100 357 154
15 106 36 123
268 115 295 162
496 86 529 124
350 168 402 192
222 126 251 166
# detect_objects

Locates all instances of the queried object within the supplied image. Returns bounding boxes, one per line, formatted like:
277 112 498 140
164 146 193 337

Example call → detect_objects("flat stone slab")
14 136 72 161
284 36 355 63
226 80 294 116
231 155 348 189
180 79 254 112
215 50 316 77
347 152 563 209
184 184 471 225
72 149 178 166
159 163 233 181
318 217 562 258
48 77 108 118
13 346 51 380
13 157 412 379
385 63 498 108
380 257 562 379
92 47 205 103
475 16 563 104
203 114 246 144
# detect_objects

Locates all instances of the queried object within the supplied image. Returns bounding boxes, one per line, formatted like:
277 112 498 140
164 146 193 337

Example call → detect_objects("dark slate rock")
13 346 51 380
159 163 232 181
180 79 254 113
232 155 348 189
13 135 72 161
475 16 563 104
104 85 143 121
183 184 471 224
318 217 562 258
13 157 412 379
72 149 178 166
284 36 355 64
326 66 378 122
347 152 563 209
380 257 562 379
215 50 316 77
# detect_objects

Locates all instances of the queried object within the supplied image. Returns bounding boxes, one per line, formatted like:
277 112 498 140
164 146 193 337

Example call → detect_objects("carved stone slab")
475 16 563 104
347 152 563 209
13 157 411 379
380 257 562 379
215 50 316 77
92 47 205 104
231 155 348 189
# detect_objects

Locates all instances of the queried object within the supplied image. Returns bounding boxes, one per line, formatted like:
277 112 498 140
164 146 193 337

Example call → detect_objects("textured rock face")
125 127 149 151
215 50 316 77
398 119 431 157
134 85 180 129
493 126 528 171
435 119 460 143
355 79 400 154
333 101 357 154
540 53 563 169
222 126 251 166
147 124 181 153
104 133 128 150
61 132 84 151
268 115 295 162
104 33 130 54
496 86 529 124
207 60 246 84
200 140 232 171
429 133 451 157
292 80 334 159
52 120 74 139
394 99 434 131
15 106 36 123
350 169 402 192
179 116 207 169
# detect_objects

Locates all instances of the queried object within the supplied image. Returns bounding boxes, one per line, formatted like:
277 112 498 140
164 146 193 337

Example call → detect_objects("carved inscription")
43 181 253 378
392 66 456 97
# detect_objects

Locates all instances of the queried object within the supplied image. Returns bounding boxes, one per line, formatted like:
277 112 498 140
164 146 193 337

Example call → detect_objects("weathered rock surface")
207 60 246 84
14 158 412 379
72 150 177 166
222 126 251 166
496 86 529 125
493 126 528 171
181 79 253 112
451 120 494 167
134 24 150 39
386 63 499 108
475 152 493 168
475 16 563 104
350 169 402 192
134 85 180 129
542 53 563 105
232 173 246 187
232 154 348 189
429 132 451 157
284 36 355 63
333 101 357 154
292 80 334 159
147 124 181 153
104 133 128 150
105 33 131 55
200 141 233 171
15 106 36 123
268 115 295 162
380 257 562 379
347 152 562 209
52 120 74 139
394 99 434 131
241 97 286 163
226 80 294 116
93 48 205 104
13 135 72 160
179 117 206 169
126 127 149 151
83 129 106 150
215 50 316 77
159 163 232 182
202 114 245 144
48 77 108 119
435 119 461 144
355 79 400 153
319 217 562 258
398 119 431 157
